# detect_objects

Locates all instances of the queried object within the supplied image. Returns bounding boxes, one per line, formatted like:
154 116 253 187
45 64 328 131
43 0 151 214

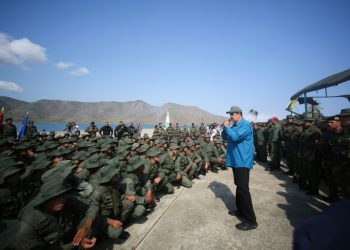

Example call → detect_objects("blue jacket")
221 118 254 169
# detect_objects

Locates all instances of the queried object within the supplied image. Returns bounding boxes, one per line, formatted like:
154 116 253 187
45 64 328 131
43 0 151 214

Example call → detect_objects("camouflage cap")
169 143 179 150
41 161 77 183
0 167 24 185
98 165 120 184
32 159 52 170
179 143 188 151
303 114 315 122
88 146 101 154
101 145 113 152
117 144 131 154
139 144 150 154
187 141 195 148
122 132 129 137
33 178 72 207
327 115 341 122
84 155 105 169
16 142 34 151
215 139 223 144
132 133 140 139
126 156 145 172
143 133 150 139
72 151 90 161
147 148 162 157
338 108 350 117
131 143 140 151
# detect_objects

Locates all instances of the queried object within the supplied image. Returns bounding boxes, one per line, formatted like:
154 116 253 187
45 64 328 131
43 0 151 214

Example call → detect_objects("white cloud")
69 67 90 76
0 32 47 67
56 61 75 69
0 80 23 92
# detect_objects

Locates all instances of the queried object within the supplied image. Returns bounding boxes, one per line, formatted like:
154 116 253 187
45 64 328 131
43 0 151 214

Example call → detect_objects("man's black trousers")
232 167 257 224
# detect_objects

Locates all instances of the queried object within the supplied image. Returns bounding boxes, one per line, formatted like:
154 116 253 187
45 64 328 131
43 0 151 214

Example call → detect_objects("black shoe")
228 210 245 218
235 222 258 231
115 231 130 244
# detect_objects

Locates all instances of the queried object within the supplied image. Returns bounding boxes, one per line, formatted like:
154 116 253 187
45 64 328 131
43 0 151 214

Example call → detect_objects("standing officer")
3 118 17 139
85 121 99 137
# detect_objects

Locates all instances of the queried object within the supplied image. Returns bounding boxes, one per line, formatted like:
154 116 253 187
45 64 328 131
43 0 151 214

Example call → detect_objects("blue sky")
0 0 349 121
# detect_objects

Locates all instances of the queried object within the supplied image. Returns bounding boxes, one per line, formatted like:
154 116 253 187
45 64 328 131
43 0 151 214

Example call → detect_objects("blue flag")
17 112 29 139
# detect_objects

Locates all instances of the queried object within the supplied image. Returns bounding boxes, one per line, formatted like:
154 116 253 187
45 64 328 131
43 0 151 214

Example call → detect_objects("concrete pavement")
111 162 329 250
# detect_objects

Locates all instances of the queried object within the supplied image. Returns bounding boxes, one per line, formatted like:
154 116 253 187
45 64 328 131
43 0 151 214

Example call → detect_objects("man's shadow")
208 181 236 211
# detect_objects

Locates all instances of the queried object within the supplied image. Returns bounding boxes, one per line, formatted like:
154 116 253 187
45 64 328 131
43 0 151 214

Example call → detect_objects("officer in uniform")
283 115 296 175
26 120 38 138
2 118 17 139
85 121 99 137
267 117 282 171
199 123 207 136
300 115 322 195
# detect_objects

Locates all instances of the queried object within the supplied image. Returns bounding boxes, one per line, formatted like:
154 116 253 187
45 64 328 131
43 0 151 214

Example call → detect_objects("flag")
17 112 29 139
0 107 4 133
285 98 298 112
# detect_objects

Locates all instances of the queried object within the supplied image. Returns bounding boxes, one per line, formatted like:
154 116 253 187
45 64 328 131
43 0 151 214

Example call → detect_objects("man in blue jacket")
221 106 258 231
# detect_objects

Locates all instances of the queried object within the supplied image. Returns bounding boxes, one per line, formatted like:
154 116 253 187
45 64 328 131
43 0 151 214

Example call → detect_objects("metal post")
304 93 308 115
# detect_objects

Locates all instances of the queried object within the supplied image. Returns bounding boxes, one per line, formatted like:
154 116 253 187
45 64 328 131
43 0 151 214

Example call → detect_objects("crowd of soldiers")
253 108 350 201
0 119 227 249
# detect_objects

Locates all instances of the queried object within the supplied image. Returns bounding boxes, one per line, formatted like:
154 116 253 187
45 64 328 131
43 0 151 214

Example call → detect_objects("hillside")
0 96 226 124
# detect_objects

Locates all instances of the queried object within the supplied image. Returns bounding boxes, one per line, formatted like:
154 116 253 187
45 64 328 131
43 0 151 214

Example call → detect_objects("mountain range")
0 96 226 124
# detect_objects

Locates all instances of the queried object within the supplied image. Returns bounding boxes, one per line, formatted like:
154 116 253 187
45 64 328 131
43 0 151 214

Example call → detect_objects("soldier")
300 115 322 195
25 120 38 138
145 148 174 195
159 144 181 186
85 121 99 137
267 117 282 171
2 118 17 139
0 163 25 220
175 143 195 187
166 123 175 141
202 134 216 172
21 159 52 205
127 122 136 136
331 109 350 198
99 121 113 137
212 139 227 170
121 156 154 219
190 123 199 138
95 165 131 242
255 123 267 163
14 179 97 249
199 123 207 136
283 115 297 175
182 125 190 137
114 121 127 139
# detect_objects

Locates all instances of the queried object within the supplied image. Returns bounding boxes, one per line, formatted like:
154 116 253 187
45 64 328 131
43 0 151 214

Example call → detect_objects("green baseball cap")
226 106 242 114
